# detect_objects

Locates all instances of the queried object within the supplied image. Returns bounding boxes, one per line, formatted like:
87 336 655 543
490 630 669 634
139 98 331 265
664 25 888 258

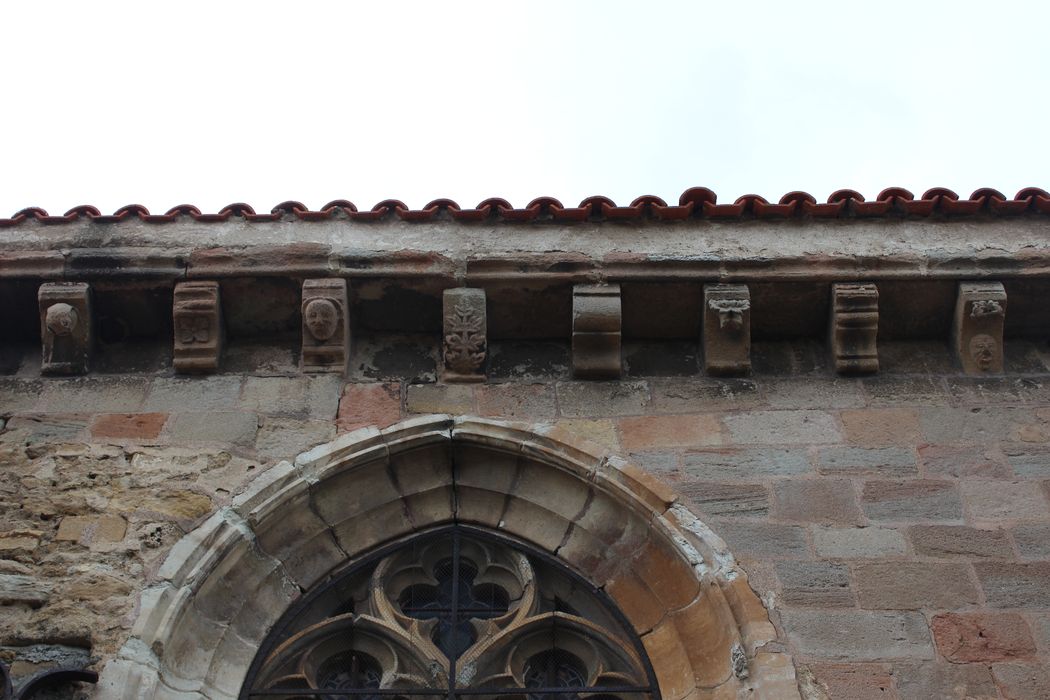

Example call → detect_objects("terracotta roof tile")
2 187 1048 228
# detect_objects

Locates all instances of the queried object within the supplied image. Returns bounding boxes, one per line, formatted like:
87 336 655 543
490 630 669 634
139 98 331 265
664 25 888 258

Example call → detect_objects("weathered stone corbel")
302 278 350 374
572 284 622 378
829 283 879 374
442 288 487 382
38 282 92 375
173 281 224 373
953 281 1006 374
703 283 751 376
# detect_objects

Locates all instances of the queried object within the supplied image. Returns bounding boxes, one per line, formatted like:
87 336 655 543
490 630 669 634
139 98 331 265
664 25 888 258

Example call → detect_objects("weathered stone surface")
442 287 486 382
37 377 151 414
301 278 350 374
0 573 51 607
724 410 841 445
764 377 867 409
556 381 649 417
38 282 92 375
829 282 879 375
684 447 811 478
239 376 308 415
931 612 1036 662
337 382 402 432
962 480 1050 525
90 413 167 441
893 662 998 700
711 521 810 557
406 383 474 414
172 280 223 374
476 383 557 419
681 482 770 517
255 418 336 460
0 530 42 554
774 479 862 524
619 414 723 451
648 377 761 412
919 443 1011 478
861 480 963 521
862 375 950 406
992 661 1050 700
167 411 258 446
854 562 979 610
816 446 916 475
1004 445 1050 477
775 561 854 606
812 526 907 559
974 562 1050 608
572 284 622 378
839 408 921 447
144 376 244 412
55 514 127 545
952 281 1007 375
780 610 934 661
702 283 751 376
1011 523 1050 559
805 663 895 700
909 525 1012 559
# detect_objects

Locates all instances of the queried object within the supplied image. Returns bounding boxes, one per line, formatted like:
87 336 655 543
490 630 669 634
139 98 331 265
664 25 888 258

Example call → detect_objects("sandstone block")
37 376 150 413
90 413 167 440
861 480 962 521
961 480 1050 525
812 526 907 558
406 383 474 414
806 663 894 700
893 662 998 700
829 282 879 374
919 444 1011 478
702 283 751 376
853 562 979 610
255 419 336 461
572 284 622 378
839 407 921 447
681 482 770 517
476 383 557 419
712 521 810 557
684 447 811 478
337 382 401 432
952 281 1007 375
1011 523 1050 559
38 282 92 375
774 479 862 524
618 414 723 451
239 376 309 415
764 377 867 409
173 280 223 373
556 380 649 417
1004 445 1050 477
0 573 51 607
442 287 487 381
909 525 1012 559
974 562 1050 608
144 376 244 412
992 661 1050 700
301 278 350 374
168 411 258 446
648 377 761 412
931 612 1036 662
780 609 934 661
816 446 916 475
55 514 127 544
724 410 841 445
0 530 42 553
863 375 950 406
775 560 854 606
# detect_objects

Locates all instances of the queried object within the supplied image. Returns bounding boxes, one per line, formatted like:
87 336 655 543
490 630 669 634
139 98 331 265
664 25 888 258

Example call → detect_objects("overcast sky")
3 1 1048 214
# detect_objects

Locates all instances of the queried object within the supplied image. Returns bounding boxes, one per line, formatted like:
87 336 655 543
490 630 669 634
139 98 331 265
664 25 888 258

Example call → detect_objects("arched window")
240 525 659 700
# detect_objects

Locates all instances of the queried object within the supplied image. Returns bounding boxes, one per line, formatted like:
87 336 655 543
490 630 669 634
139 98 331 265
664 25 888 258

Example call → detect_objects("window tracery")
241 527 657 700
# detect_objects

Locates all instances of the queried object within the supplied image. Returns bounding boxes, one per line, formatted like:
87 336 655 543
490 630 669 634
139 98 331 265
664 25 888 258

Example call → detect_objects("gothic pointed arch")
97 416 799 699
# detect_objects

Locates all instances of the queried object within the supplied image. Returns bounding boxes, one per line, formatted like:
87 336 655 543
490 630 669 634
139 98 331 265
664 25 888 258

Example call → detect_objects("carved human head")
45 303 79 337
968 333 998 371
304 298 339 342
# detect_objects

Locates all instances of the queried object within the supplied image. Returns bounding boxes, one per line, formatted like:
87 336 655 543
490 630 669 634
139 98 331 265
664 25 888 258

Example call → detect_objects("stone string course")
1 353 1050 697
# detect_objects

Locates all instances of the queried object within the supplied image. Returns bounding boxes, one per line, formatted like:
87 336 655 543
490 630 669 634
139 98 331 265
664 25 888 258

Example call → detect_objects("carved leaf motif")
443 299 486 374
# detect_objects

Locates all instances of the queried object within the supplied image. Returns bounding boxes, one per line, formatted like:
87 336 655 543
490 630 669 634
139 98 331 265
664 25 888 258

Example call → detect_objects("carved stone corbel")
572 284 622 378
829 283 879 375
442 288 486 382
703 284 751 376
38 282 92 375
952 281 1006 374
302 278 350 374
173 281 224 373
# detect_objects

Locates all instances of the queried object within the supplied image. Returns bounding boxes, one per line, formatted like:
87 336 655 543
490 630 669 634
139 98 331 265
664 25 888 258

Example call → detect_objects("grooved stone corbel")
173 280 223 373
830 283 879 375
572 284 622 378
38 282 92 375
703 283 751 376
302 278 350 374
953 281 1006 374
442 288 487 382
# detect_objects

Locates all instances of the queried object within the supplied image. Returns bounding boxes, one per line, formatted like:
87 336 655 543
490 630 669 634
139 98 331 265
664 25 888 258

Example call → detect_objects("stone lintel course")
0 354 1049 697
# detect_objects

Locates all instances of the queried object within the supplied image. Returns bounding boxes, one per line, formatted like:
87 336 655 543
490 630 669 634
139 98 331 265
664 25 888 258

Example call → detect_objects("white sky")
2 1 1048 214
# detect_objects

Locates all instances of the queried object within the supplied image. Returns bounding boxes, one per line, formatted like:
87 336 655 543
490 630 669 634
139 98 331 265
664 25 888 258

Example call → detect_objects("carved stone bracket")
442 288 486 382
572 284 622 379
173 281 224 374
703 284 751 376
302 278 350 374
953 281 1007 374
830 283 879 375
38 282 92 375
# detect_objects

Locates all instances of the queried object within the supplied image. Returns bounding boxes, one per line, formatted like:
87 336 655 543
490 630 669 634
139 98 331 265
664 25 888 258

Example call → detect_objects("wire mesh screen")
240 526 658 700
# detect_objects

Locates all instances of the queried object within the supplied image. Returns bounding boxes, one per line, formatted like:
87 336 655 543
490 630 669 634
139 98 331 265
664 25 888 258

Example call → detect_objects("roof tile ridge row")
2 187 1049 227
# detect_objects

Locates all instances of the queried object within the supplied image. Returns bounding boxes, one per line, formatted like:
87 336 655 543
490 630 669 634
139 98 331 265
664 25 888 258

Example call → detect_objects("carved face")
45 303 78 336
304 298 339 342
968 333 998 371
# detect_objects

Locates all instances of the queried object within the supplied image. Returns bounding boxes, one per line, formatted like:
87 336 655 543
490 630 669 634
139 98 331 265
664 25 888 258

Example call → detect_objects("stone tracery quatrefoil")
243 528 656 700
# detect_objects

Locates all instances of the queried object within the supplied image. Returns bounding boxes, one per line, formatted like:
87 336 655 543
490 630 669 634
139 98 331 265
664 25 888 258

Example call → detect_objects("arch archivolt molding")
96 415 800 700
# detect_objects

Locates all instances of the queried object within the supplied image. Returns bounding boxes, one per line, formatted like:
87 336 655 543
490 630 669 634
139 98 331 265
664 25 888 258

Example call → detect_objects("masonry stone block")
684 447 811 478
952 281 1007 374
974 562 1050 608
442 287 487 382
301 278 350 374
682 482 770 517
931 612 1036 662
812 526 907 559
861 480 962 521
908 525 1012 559
712 521 810 558
1011 523 1050 559
780 609 934 661
894 662 998 700
173 280 223 373
853 562 979 610
816 446 917 475
829 282 879 374
724 410 841 445
773 479 862 524
702 283 751 376
992 661 1050 700
775 560 854 606
38 282 92 375
572 284 622 378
